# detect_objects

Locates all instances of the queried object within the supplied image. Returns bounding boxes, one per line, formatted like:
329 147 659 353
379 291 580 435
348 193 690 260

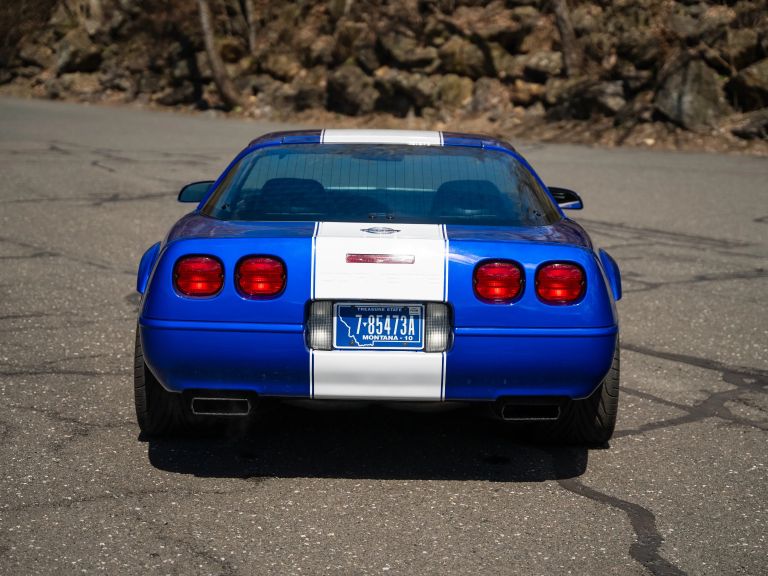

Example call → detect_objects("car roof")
248 129 516 152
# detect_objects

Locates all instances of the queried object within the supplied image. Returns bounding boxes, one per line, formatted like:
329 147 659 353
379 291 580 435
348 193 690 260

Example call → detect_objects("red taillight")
174 256 223 297
473 260 523 303
236 256 286 297
536 263 584 303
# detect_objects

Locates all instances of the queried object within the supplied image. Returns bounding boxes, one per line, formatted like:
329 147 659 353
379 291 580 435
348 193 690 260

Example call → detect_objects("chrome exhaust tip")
191 397 251 416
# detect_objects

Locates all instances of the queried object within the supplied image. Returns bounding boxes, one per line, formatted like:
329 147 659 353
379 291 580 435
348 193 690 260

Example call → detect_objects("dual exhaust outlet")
497 402 561 421
190 396 252 416
189 396 560 421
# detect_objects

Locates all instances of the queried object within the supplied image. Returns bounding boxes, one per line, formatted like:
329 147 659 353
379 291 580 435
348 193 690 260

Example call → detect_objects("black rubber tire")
134 327 192 436
548 342 620 445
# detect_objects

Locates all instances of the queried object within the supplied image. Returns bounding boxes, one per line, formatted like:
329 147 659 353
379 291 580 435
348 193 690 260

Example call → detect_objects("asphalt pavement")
0 97 766 576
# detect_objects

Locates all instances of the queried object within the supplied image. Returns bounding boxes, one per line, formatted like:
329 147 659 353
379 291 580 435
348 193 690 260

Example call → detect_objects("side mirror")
178 181 214 203
548 186 583 210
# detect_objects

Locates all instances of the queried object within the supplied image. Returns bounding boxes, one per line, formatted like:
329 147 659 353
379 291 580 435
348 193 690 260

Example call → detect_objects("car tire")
134 327 192 436
549 342 620 445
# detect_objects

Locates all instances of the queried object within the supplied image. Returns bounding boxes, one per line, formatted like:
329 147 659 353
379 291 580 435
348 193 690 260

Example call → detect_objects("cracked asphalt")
0 97 766 576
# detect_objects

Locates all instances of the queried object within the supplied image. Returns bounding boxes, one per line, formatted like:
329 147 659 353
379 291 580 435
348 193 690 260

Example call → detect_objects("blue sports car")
135 129 622 443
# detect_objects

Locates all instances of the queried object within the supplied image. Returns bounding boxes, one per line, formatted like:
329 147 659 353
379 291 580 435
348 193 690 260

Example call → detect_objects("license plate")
333 303 424 350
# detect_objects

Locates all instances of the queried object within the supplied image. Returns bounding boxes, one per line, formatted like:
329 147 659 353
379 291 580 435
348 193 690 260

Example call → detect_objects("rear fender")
598 249 622 301
137 242 161 294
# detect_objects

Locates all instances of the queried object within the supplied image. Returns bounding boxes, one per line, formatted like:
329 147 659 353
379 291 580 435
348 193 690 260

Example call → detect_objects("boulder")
379 34 438 69
669 4 735 42
438 36 488 79
327 64 379 115
470 78 511 120
123 45 151 74
242 73 281 97
240 74 300 112
16 66 44 79
615 61 653 94
655 59 728 131
290 66 328 110
617 30 659 69
437 1 522 43
435 74 474 110
263 82 301 113
100 70 135 95
489 44 525 81
523 51 562 83
593 81 626 114
730 109 768 140
720 28 759 71
18 43 55 69
356 46 381 76
613 91 654 126
583 32 616 64
374 67 438 115
154 82 197 106
728 58 768 111
56 28 101 74
333 22 379 73
546 79 626 119
262 53 302 82
138 73 167 95
307 35 335 66
542 77 574 107
519 13 555 54
571 4 603 35
509 78 544 106
50 72 102 98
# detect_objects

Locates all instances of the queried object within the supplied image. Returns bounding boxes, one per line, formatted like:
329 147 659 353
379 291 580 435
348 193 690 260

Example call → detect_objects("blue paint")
137 242 160 294
137 131 620 401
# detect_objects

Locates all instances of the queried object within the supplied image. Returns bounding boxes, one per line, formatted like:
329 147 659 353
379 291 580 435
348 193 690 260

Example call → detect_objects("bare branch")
243 0 258 55
550 0 583 77
197 0 242 109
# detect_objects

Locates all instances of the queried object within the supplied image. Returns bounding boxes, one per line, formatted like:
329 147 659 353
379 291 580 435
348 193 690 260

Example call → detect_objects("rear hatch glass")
202 144 560 226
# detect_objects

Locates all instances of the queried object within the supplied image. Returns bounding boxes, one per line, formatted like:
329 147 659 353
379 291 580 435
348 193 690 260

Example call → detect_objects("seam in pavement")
617 344 768 438
555 472 687 576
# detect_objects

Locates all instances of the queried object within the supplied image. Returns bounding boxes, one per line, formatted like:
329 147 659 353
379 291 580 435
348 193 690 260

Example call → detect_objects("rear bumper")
139 318 617 401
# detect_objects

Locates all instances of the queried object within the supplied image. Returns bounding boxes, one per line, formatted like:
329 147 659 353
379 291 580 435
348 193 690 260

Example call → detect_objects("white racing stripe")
321 129 442 146
312 350 443 400
311 221 449 400
314 222 445 301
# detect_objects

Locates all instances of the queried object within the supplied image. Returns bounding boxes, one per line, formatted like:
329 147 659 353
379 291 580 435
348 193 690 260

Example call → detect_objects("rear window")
202 144 560 226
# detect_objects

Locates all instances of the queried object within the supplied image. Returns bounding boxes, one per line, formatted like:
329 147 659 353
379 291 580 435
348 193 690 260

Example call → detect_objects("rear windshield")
201 144 560 226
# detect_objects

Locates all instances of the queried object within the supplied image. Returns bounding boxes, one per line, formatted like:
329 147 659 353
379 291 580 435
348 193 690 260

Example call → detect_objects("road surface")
1 97 766 575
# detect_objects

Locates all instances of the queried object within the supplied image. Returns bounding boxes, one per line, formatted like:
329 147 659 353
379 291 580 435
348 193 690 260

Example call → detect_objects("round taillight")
473 260 523 303
536 263 585 304
174 256 223 297
236 256 286 297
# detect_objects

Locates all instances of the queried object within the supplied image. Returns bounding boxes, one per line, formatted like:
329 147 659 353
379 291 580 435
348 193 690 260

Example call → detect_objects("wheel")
134 327 191 436
548 342 620 445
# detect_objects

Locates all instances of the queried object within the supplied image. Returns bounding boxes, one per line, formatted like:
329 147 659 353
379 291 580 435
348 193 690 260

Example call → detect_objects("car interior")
229 177 524 223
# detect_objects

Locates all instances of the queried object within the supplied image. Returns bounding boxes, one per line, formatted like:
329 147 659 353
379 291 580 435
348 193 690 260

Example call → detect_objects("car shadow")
146 401 589 482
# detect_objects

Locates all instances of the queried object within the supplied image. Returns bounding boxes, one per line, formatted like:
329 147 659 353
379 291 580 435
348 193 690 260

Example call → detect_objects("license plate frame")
333 302 425 350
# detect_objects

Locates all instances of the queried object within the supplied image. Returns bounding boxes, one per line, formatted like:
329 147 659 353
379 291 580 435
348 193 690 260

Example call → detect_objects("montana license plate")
333 303 424 350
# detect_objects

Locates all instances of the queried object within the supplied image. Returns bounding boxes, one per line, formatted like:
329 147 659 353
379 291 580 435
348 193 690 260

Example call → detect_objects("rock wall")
2 0 767 144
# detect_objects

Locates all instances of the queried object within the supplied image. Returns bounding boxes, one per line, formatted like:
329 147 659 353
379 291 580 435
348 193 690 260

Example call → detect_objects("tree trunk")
197 0 241 109
243 0 258 55
551 0 583 78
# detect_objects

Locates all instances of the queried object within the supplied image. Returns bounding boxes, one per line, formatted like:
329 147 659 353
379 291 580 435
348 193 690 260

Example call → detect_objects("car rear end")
136 130 620 439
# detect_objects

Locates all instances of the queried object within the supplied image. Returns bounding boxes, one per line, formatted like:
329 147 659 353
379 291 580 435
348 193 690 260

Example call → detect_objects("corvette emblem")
361 226 400 235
